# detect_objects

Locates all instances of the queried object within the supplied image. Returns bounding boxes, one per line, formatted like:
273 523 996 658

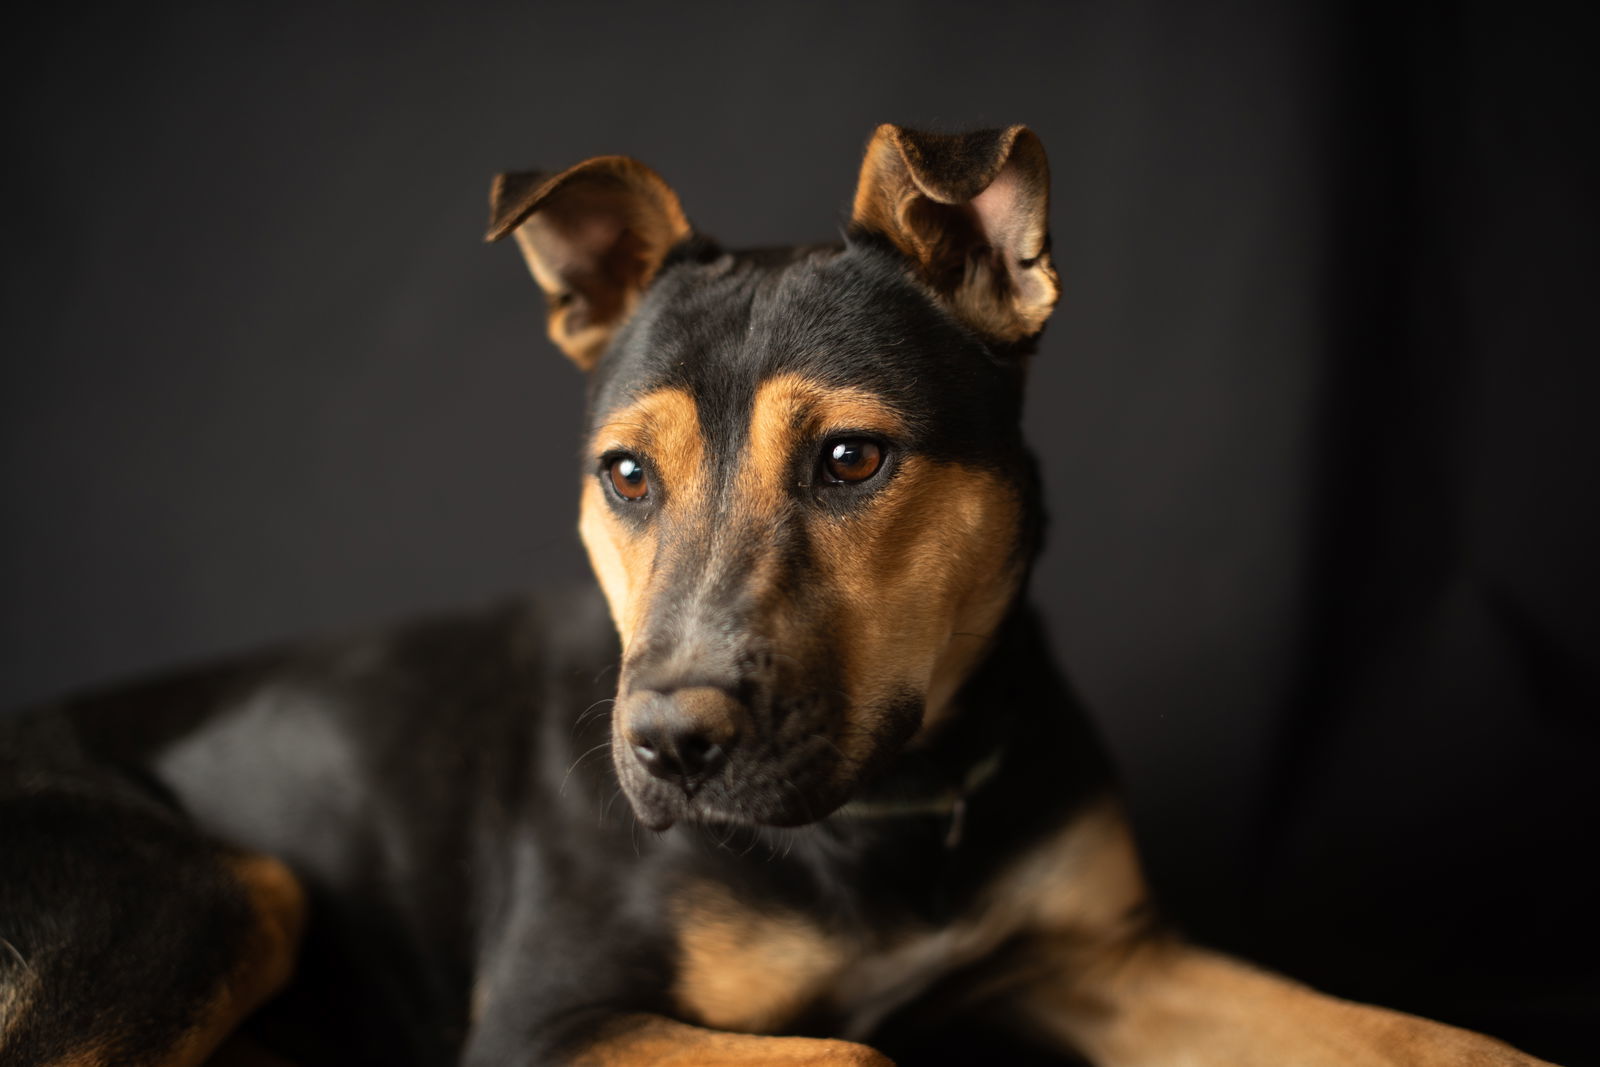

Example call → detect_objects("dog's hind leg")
0 772 305 1067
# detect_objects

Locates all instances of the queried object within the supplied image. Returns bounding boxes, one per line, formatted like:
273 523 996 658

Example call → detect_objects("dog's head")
488 125 1059 830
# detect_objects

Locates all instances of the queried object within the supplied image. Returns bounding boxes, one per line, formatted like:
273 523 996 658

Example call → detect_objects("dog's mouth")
615 731 856 832
609 687 926 832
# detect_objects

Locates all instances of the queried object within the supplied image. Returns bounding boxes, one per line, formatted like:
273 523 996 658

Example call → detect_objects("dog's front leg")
1014 936 1558 1066
564 1014 892 1066
461 913 891 1067
999 805 1555 1065
461 1009 892 1067
979 799 1555 1067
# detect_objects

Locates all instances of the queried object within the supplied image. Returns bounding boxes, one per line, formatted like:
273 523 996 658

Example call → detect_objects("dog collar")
832 745 1005 849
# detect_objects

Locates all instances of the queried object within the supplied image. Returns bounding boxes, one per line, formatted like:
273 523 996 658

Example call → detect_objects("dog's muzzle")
610 668 861 831
624 686 739 796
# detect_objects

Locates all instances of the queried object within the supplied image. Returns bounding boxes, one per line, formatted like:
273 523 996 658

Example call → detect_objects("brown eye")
607 454 649 501
822 439 884 484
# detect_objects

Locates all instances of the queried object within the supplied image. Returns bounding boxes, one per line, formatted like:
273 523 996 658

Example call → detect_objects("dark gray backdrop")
4 2 1596 1061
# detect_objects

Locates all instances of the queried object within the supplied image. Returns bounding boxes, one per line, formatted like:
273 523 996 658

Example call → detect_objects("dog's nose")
625 687 738 789
631 721 725 784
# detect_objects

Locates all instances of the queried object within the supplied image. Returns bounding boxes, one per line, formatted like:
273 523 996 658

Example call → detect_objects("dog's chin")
620 781 858 833
613 693 926 832
617 766 859 833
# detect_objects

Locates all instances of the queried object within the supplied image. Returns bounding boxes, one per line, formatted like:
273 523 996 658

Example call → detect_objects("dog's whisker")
560 740 613 797
600 785 625 828
571 697 616 736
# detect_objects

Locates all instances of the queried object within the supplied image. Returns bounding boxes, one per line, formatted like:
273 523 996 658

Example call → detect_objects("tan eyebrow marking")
581 387 705 645
591 386 706 509
741 373 908 500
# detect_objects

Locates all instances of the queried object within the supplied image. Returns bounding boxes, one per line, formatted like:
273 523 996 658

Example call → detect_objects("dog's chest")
670 882 1024 1041
826 914 1024 1039
668 804 1141 1040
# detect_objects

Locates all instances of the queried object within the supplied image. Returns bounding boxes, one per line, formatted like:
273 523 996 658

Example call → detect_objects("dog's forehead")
586 244 1024 451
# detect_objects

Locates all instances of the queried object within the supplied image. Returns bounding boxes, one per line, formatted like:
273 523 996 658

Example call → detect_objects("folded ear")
851 124 1060 345
486 157 691 371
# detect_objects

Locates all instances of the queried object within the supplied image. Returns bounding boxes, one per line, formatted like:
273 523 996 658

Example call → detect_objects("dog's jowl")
0 125 1557 1066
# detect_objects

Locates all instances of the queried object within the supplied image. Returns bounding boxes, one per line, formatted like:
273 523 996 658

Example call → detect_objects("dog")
0 124 1559 1066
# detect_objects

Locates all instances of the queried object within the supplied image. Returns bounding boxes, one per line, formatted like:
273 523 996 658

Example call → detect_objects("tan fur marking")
813 456 1022 751
579 481 637 643
997 801 1150 938
733 374 1022 754
580 387 704 647
584 374 1022 773
671 882 848 1034
740 374 908 500
721 372 906 659
660 373 1023 764
5 856 304 1067
573 1014 892 1066
662 806 1153 1044
1001 809 1555 1065
160 853 307 1067
667 687 743 747
1018 940 1556 1066
0 946 37 1056
822 803 1151 1030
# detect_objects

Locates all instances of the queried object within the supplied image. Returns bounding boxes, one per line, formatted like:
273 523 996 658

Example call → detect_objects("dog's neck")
841 605 1089 805
829 618 1035 847
832 742 1005 849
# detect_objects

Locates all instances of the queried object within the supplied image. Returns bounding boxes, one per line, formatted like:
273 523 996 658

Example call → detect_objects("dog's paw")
566 1018 896 1067
708 1037 895 1066
781 1039 895 1066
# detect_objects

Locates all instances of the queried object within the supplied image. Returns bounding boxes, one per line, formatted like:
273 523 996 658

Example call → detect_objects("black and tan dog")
0 125 1557 1066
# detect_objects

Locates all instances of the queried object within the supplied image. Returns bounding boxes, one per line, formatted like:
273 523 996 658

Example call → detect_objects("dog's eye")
821 439 884 484
606 454 650 501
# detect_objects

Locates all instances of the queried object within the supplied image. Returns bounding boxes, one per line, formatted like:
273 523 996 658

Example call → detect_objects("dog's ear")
486 157 691 371
851 124 1059 345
